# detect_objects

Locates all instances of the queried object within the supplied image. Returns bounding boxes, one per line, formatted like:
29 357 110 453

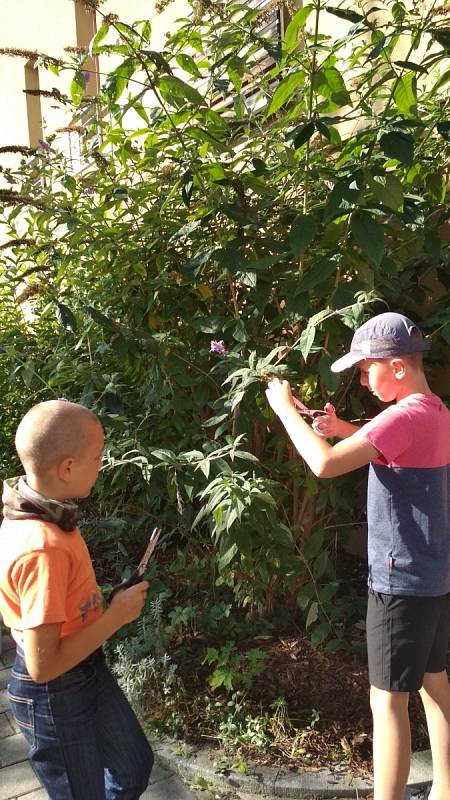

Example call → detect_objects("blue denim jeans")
8 646 153 799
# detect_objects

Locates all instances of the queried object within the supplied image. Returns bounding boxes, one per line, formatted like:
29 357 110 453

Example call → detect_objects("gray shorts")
366 590 450 692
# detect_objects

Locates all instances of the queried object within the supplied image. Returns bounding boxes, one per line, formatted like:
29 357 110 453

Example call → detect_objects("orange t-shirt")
0 517 103 643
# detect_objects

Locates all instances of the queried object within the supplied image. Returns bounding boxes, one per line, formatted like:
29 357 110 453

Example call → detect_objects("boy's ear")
56 457 74 483
390 357 407 379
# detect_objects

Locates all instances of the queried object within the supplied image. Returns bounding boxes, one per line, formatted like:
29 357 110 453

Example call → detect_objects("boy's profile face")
358 358 402 403
61 422 104 499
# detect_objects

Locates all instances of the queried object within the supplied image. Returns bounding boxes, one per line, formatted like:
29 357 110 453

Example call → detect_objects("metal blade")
136 527 161 574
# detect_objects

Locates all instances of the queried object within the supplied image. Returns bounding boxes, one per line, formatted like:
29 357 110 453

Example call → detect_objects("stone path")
0 627 431 800
0 630 208 800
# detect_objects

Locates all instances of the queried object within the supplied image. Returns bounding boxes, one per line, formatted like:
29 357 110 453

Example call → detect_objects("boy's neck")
24 474 72 504
394 373 432 402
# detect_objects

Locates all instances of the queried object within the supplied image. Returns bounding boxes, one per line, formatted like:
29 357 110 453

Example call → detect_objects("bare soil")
173 629 435 778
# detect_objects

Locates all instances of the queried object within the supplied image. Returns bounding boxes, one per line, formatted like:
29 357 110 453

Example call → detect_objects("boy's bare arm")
23 581 148 683
266 379 378 478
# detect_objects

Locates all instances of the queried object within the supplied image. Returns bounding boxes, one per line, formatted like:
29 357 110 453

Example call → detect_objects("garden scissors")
292 396 333 419
110 526 160 601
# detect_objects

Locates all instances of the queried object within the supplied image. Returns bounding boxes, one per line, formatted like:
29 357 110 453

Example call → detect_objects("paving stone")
0 650 15 668
6 712 19 734
0 689 9 712
0 732 29 767
149 762 174 784
0 712 14 739
0 668 10 690
0 760 41 800
16 790 46 799
141 775 201 800
1 635 14 653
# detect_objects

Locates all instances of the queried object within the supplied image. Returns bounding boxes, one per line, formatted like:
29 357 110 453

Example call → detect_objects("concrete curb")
152 737 433 799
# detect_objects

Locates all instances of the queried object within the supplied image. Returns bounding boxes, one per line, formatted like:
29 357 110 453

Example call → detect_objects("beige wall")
0 0 188 155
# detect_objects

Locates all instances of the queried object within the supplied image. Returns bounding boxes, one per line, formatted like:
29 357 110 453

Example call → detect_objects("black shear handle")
109 569 144 603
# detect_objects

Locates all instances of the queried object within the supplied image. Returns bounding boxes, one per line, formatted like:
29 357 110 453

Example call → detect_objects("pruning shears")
109 526 160 602
292 396 334 419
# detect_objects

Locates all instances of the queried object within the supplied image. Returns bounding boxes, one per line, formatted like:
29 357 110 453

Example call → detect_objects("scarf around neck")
2 476 81 532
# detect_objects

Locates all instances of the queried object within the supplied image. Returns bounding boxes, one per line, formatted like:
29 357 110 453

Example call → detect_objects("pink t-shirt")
358 393 450 468
357 393 450 595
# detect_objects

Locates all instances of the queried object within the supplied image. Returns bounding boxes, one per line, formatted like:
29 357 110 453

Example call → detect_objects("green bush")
0 0 449 753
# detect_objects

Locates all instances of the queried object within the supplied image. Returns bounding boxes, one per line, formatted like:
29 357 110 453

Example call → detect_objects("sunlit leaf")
266 70 304 115
159 75 204 106
393 72 417 116
283 5 314 52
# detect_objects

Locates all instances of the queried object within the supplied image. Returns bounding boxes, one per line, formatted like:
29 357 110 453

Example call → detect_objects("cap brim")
330 352 364 373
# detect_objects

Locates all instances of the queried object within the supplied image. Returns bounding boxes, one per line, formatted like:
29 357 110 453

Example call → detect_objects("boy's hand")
109 580 149 625
265 378 295 416
312 403 338 438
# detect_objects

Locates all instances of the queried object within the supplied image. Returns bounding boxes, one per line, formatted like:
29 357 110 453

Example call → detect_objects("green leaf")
159 75 204 106
325 6 364 23
266 70 304 116
315 120 341 145
429 69 450 96
283 6 314 52
70 71 85 106
299 326 316 362
289 214 317 257
437 121 450 143
303 529 324 560
298 582 316 611
21 359 35 388
56 303 77 332
394 60 428 75
313 550 328 579
305 601 319 629
232 319 248 342
310 622 331 648
104 67 130 103
297 256 337 292
425 172 445 203
218 543 238 570
429 28 450 52
175 53 202 78
324 638 346 655
86 306 119 333
379 130 414 164
393 73 417 116
368 34 386 60
370 173 403 211
313 67 351 108
292 121 315 149
351 213 384 267
90 21 109 54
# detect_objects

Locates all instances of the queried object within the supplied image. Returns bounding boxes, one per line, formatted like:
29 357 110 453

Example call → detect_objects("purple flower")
82 70 90 84
38 139 50 152
210 340 229 356
82 186 95 196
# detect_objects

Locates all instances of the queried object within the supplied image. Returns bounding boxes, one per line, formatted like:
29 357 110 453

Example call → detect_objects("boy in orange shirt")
0 400 153 799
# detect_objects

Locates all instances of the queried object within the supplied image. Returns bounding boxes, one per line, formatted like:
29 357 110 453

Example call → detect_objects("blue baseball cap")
331 312 431 373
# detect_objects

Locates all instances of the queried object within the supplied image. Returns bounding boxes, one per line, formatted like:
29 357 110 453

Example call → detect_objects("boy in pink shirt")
266 312 450 800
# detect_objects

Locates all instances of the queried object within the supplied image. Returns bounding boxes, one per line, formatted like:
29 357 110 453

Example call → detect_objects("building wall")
0 0 188 154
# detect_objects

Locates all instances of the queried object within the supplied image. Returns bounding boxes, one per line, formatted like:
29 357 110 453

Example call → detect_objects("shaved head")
15 400 102 476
